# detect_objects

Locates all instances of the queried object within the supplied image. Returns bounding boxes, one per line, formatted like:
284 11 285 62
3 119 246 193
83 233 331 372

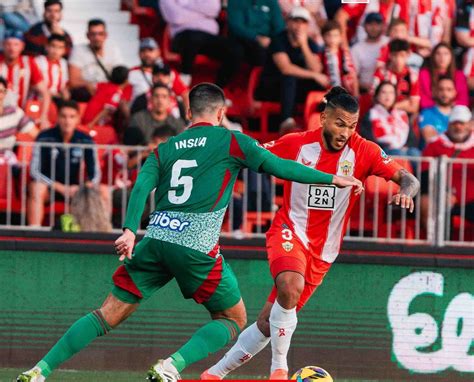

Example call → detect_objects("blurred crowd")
0 0 473 232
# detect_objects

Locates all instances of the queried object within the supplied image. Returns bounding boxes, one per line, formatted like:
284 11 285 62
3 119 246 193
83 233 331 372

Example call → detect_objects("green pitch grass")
0 368 387 382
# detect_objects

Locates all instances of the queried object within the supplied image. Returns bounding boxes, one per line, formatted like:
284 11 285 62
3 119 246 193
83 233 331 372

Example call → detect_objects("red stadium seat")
304 91 325 129
246 67 281 142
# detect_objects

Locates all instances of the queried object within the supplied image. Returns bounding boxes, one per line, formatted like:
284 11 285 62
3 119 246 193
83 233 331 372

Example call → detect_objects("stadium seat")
129 0 160 38
303 91 325 129
246 67 281 142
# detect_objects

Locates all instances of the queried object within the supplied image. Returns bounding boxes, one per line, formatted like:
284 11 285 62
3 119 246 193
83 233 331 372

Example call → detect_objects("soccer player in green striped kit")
17 83 363 382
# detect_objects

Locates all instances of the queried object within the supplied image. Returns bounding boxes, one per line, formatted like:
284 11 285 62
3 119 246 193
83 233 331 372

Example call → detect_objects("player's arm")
389 168 420 213
260 154 364 193
115 152 160 260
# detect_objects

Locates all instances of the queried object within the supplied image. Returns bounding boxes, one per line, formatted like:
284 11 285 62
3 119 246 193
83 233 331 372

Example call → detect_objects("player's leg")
147 244 245 380
27 181 49 226
17 294 138 381
203 301 273 379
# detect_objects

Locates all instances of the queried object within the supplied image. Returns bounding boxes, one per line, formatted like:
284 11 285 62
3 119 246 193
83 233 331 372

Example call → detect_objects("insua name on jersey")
175 137 207 150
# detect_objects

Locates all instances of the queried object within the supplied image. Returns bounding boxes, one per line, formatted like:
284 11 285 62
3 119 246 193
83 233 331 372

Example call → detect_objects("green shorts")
111 237 241 312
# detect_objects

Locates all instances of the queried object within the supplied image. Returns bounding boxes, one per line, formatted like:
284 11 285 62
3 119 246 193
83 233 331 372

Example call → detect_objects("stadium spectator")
419 76 457 145
159 0 242 87
464 48 474 93
419 43 469 110
0 31 51 129
28 100 100 226
350 13 389 94
420 105 474 228
319 20 358 96
376 19 425 71
227 0 285 67
255 6 329 133
82 66 131 129
372 39 420 114
361 81 419 157
126 84 185 146
0 76 37 156
393 0 451 58
0 0 33 38
69 19 124 102
34 33 69 103
128 38 164 102
334 0 397 47
453 0 474 68
24 0 73 57
130 62 188 119
278 0 327 46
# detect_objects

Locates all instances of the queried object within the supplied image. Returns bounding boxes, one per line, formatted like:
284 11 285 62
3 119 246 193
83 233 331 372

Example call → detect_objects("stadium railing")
1 141 473 247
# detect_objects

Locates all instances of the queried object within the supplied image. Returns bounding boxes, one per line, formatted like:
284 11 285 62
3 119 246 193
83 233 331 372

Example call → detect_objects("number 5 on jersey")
168 159 198 204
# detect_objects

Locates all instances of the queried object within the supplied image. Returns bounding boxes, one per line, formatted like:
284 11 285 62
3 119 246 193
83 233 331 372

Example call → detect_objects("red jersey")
34 55 68 96
265 130 400 269
82 82 132 125
0 55 43 108
372 66 420 101
422 133 474 203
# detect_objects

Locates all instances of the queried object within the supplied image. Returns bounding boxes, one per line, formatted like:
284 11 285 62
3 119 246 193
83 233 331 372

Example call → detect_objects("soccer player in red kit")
202 87 420 380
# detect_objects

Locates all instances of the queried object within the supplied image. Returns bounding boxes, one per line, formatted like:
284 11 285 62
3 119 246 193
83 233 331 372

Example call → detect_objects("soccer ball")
291 366 333 382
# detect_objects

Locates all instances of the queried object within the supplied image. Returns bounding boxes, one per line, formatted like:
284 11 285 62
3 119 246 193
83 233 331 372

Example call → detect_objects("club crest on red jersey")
282 241 294 252
339 160 353 176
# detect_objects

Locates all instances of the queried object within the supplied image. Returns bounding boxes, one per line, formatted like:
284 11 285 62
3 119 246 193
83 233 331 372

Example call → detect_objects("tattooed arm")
389 168 421 213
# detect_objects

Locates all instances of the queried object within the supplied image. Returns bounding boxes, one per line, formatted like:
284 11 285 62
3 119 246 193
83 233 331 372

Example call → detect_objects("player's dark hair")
58 99 79 112
189 83 225 116
389 38 410 53
88 18 106 30
0 76 7 89
151 82 170 95
47 33 67 44
321 20 341 36
44 0 62 10
319 86 359 114
110 66 129 85
152 125 176 139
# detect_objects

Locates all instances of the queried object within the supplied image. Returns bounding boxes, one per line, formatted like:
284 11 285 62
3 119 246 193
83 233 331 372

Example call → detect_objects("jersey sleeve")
123 152 160 234
230 131 273 172
365 140 402 181
263 132 302 160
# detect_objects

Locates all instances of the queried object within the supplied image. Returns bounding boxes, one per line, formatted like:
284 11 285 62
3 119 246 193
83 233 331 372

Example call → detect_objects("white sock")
269 301 297 372
207 322 270 378
162 357 179 376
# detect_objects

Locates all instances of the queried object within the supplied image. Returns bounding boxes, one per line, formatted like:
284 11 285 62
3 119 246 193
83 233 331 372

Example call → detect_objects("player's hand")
115 229 136 261
332 175 364 195
389 194 415 213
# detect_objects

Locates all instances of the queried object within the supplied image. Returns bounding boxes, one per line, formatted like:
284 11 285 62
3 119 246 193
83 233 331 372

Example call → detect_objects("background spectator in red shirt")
0 31 51 129
421 105 474 228
34 33 69 104
376 19 425 71
419 42 469 109
24 0 73 57
319 20 358 97
82 66 131 130
361 81 419 157
372 39 420 114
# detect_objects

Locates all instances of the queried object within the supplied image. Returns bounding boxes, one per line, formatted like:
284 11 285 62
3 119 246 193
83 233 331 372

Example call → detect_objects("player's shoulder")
349 132 382 154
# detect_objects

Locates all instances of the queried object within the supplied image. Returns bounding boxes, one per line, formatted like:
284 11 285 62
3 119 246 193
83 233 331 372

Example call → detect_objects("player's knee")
233 314 247 331
100 294 137 328
276 273 304 307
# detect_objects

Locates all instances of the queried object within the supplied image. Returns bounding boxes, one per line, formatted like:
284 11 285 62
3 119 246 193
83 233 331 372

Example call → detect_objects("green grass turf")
0 368 386 382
